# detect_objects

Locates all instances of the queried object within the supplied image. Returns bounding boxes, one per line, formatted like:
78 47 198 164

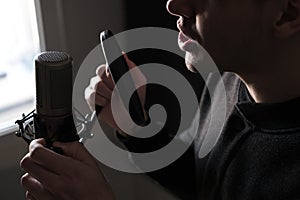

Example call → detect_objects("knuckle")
29 146 44 160
21 173 30 186
84 86 91 96
95 95 107 105
96 82 111 98
29 138 45 150
85 88 95 100
88 92 96 103
96 65 106 75
20 155 31 168
90 94 96 106
84 89 90 100
100 70 109 80
96 81 105 90
25 191 30 199
90 76 99 88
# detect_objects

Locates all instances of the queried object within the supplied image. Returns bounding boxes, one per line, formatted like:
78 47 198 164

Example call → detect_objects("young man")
20 0 300 199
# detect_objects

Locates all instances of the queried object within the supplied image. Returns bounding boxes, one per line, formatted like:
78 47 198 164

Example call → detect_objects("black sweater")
119 72 300 200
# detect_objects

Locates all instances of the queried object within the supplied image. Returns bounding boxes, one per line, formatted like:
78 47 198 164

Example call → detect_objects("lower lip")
178 32 193 52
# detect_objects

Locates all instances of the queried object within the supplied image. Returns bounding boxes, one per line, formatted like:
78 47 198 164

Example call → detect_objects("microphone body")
34 51 79 143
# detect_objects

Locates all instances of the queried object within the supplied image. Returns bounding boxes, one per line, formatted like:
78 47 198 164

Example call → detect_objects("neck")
237 65 300 103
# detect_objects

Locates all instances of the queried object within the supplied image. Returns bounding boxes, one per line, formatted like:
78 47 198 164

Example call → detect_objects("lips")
178 31 192 50
177 18 201 52
178 31 201 53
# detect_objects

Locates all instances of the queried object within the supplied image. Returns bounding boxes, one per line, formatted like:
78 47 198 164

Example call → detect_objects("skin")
20 139 115 200
167 0 300 103
21 0 300 199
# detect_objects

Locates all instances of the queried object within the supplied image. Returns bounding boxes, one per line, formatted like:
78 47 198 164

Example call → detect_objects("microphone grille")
38 51 69 64
35 51 73 116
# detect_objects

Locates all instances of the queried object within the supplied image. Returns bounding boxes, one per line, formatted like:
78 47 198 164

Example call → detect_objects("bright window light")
0 0 40 124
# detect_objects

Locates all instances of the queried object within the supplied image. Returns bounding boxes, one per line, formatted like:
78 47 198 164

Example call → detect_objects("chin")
185 63 198 73
185 51 223 75
185 51 203 73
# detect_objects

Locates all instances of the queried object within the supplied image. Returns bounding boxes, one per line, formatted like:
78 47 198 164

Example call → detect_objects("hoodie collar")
236 82 300 131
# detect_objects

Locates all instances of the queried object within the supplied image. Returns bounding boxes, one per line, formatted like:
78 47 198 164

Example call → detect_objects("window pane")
0 0 40 124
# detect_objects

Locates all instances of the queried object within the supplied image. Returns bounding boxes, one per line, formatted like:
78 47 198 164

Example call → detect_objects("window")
0 0 40 125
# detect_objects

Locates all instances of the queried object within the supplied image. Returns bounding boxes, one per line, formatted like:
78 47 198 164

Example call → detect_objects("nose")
166 0 194 19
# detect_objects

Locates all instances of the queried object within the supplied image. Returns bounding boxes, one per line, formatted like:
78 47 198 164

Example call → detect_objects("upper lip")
177 17 200 43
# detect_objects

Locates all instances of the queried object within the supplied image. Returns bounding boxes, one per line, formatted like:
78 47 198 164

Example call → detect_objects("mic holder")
15 108 96 146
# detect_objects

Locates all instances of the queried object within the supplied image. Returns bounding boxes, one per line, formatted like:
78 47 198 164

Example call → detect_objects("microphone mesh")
38 51 69 64
35 51 73 116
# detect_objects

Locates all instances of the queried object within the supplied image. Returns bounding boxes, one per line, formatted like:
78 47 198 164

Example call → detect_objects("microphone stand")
15 108 96 145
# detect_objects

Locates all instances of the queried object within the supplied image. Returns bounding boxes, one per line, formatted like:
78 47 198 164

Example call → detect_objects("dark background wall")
125 0 177 30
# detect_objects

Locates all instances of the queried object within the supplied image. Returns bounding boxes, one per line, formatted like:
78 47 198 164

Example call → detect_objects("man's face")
167 0 276 73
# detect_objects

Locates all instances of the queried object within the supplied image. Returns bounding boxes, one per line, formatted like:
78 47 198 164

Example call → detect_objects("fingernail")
26 191 32 200
122 52 128 60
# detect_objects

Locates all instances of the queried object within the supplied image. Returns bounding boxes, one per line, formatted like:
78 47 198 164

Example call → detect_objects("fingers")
95 93 108 106
97 65 114 90
20 153 60 184
96 64 106 77
89 76 101 91
20 139 98 198
21 173 54 200
24 139 70 173
28 138 46 152
122 53 147 105
85 77 98 111
94 78 113 108
21 140 65 189
85 89 96 110
95 66 114 107
26 191 38 200
85 65 114 111
122 52 136 69
53 141 97 166
86 54 147 122
96 81 112 100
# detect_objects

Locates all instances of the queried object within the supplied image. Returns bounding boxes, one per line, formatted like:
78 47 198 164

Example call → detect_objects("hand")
85 53 147 131
20 139 115 200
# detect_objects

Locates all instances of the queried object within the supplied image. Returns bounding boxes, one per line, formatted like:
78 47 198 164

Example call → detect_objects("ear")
274 0 300 38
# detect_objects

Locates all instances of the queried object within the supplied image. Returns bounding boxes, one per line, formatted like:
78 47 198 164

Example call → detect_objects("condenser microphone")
34 51 79 143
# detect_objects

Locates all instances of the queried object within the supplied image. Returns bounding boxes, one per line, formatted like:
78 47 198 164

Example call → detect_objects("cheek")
196 11 264 70
195 14 231 66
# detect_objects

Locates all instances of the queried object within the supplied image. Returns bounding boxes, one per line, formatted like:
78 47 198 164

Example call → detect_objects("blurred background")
0 0 178 124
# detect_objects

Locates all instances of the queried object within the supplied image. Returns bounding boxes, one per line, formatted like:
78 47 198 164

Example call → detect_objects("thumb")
122 52 147 84
53 141 96 166
122 52 136 69
122 52 147 108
